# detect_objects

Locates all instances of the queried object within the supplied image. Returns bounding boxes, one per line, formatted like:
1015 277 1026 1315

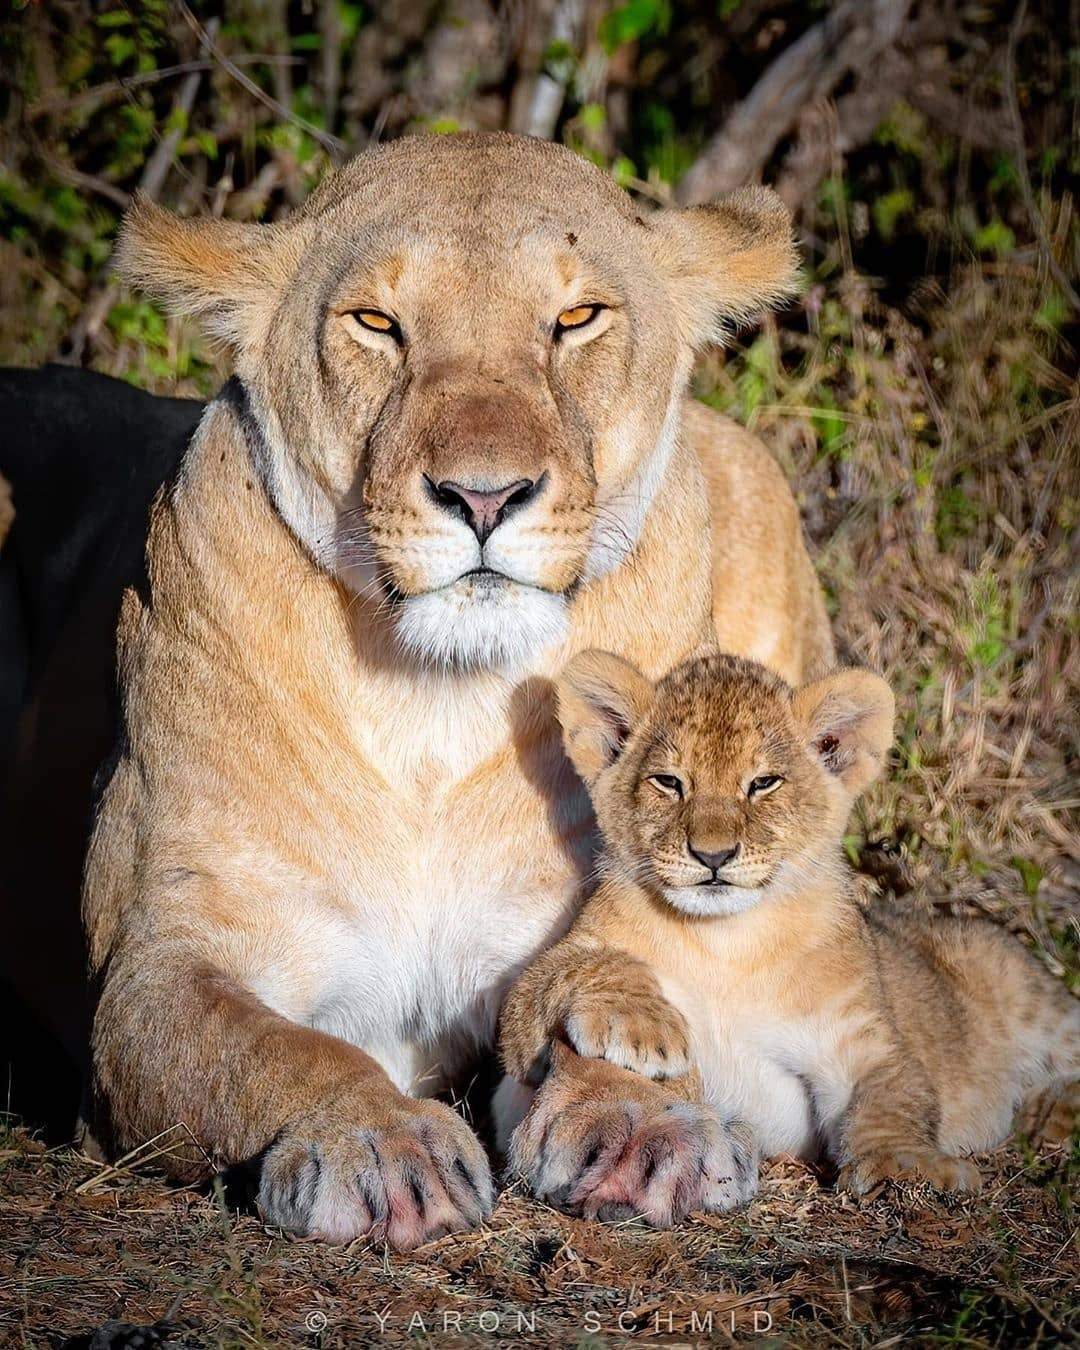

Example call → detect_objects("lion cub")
501 651 1079 1196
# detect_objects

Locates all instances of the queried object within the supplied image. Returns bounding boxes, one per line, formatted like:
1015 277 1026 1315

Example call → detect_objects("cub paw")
566 993 691 1080
839 1148 982 1197
258 1094 493 1249
510 1046 756 1226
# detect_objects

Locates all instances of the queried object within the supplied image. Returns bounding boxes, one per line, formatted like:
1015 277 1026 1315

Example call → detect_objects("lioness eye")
648 773 684 799
555 303 603 333
352 310 402 340
748 774 784 799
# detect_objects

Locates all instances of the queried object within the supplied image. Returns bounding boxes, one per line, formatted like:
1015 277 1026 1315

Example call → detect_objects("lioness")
501 650 1079 1218
86 132 832 1248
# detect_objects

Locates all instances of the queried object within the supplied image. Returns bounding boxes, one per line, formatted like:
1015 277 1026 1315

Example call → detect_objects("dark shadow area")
0 366 203 1139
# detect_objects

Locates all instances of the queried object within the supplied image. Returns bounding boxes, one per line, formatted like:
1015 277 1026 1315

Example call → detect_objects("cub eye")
748 774 784 799
555 303 604 334
352 310 403 341
647 773 684 799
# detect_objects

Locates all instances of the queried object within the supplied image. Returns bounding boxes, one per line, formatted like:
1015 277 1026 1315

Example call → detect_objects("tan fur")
86 133 832 1247
501 651 1078 1215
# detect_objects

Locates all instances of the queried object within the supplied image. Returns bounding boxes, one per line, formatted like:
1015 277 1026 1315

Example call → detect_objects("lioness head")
118 133 797 670
557 649 894 916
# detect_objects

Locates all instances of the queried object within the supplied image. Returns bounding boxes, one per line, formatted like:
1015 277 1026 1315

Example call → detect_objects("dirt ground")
2 1123 1076 1348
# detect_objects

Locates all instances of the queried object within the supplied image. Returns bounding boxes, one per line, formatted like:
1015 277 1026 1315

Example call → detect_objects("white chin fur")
394 578 569 672
662 885 763 918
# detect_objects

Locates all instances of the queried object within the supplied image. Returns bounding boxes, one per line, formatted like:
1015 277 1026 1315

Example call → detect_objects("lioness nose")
689 844 741 872
431 477 538 544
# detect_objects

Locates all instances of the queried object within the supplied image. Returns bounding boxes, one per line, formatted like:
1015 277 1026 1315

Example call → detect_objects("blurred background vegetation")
0 0 1077 972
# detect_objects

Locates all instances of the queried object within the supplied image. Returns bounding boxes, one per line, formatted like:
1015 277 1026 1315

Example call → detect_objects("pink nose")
431 477 538 543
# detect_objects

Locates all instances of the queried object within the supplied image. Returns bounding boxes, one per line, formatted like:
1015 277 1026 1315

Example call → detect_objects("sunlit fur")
502 651 1079 1207
87 133 838 1248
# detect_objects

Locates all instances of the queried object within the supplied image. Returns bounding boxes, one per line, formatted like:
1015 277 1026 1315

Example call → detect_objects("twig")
27 56 302 120
1003 0 1080 312
73 1122 211 1194
37 153 131 209
177 0 345 162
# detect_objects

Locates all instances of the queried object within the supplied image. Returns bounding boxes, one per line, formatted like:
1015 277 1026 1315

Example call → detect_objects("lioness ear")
115 194 283 347
556 649 654 787
792 669 895 797
649 187 799 348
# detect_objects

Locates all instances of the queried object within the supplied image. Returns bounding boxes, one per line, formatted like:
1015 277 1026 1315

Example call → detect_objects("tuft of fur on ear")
648 186 800 348
792 668 895 797
556 649 654 787
115 194 283 347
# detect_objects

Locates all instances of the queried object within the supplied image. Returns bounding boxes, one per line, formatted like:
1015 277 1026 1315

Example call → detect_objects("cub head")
117 133 797 672
557 649 894 916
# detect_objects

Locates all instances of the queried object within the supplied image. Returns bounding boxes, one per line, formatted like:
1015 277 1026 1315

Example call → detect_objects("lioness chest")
234 669 592 1097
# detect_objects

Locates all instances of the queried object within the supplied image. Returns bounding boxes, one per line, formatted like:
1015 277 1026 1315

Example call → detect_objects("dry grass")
2 1123 1077 1348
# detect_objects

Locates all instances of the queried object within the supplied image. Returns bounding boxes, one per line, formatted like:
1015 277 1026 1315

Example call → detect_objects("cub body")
502 652 1079 1199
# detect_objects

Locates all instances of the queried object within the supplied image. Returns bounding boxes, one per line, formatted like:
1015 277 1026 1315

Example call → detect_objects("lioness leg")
93 954 492 1248
509 1043 757 1225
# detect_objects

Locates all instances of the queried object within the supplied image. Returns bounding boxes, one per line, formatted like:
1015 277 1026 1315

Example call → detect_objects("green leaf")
1012 856 1044 898
973 218 1016 257
104 33 137 67
611 155 637 187
871 187 914 242
598 0 671 53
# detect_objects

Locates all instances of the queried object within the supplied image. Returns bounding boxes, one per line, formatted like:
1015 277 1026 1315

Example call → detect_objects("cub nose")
689 844 741 873
430 477 538 544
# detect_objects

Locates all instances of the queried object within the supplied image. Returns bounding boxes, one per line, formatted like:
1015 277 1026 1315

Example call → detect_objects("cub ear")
556 649 654 787
115 194 283 347
792 669 895 797
648 186 799 348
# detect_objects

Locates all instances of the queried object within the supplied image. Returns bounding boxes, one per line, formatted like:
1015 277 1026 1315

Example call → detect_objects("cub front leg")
93 950 493 1249
837 1062 982 1196
500 938 692 1083
510 1043 757 1226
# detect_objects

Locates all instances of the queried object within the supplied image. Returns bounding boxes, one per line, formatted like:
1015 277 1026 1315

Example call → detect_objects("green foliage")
973 217 1017 256
872 187 915 241
1011 855 1044 897
962 571 1009 674
598 0 671 53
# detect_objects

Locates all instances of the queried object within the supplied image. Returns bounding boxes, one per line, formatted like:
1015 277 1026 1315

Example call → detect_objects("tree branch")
676 0 914 205
177 2 345 161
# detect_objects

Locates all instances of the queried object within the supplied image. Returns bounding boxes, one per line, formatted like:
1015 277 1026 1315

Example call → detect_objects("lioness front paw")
566 992 691 1080
510 1046 757 1226
258 1093 493 1249
839 1148 982 1197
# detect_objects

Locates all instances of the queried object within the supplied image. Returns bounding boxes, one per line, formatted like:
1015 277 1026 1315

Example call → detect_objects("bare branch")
676 0 914 205
509 0 585 140
27 57 302 121
60 19 221 363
